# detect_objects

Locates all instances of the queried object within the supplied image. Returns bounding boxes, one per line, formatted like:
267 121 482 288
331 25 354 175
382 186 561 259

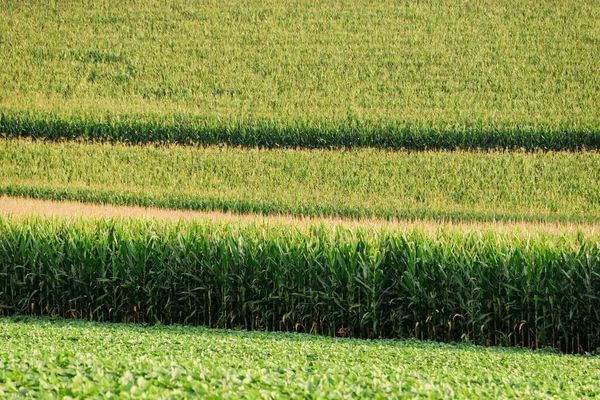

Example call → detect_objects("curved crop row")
2 139 599 224
2 0 599 150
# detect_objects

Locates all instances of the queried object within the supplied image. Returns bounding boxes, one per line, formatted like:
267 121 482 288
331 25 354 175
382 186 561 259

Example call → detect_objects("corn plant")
1 216 598 353
1 139 599 224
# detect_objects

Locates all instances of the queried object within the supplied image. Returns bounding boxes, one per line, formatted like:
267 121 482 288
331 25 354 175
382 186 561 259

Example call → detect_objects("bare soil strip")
0 195 597 235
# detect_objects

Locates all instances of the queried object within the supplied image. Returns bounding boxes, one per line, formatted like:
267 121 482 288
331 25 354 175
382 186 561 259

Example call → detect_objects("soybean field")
2 318 600 399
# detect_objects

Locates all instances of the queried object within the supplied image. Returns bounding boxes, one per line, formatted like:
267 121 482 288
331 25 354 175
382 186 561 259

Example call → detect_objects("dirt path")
0 195 597 235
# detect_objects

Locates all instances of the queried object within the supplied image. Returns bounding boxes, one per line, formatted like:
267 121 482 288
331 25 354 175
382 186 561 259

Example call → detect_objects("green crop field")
1 215 599 353
1 318 600 399
1 0 599 149
1 0 600 395
2 139 600 223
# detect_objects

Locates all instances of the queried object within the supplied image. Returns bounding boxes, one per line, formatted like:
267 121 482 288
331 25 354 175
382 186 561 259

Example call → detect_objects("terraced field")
1 0 599 397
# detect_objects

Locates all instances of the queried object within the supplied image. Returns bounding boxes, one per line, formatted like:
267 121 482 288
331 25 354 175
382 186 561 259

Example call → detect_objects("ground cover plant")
1 318 600 399
1 0 599 149
1 215 599 353
1 139 599 223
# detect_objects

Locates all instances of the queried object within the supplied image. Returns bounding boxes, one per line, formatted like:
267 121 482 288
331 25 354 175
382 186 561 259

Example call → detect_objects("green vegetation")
1 0 599 149
1 2 599 395
2 139 600 223
1 216 599 353
2 318 600 399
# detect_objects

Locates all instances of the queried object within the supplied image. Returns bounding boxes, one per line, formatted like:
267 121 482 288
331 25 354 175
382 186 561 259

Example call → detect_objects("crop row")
1 216 599 353
3 112 600 151
2 139 599 223
1 0 599 150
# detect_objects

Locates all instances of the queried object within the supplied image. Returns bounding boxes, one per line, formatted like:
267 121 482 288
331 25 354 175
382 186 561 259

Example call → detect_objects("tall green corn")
0 216 598 353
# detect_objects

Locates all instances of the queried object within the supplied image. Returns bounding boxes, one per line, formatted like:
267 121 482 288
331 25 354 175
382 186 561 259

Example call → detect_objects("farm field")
1 139 600 223
1 317 600 399
1 0 600 396
1 0 599 149
1 214 599 353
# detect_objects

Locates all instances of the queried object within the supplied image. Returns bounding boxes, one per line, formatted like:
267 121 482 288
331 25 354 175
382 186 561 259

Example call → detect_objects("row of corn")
1 216 598 353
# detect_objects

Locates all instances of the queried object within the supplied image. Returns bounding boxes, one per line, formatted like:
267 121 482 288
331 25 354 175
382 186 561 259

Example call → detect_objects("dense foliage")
1 217 599 353
2 318 600 398
1 0 599 149
3 112 600 151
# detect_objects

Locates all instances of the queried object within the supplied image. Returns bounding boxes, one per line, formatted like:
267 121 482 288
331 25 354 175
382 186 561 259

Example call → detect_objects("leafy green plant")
1 317 600 398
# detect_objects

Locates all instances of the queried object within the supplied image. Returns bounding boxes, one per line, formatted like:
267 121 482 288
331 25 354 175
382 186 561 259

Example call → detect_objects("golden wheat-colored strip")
1 195 597 237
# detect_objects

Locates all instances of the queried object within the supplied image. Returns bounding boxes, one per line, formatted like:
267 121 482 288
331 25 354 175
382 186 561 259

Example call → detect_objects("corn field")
2 139 599 224
1 216 599 353
2 112 600 151
1 1 599 397
1 0 599 150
